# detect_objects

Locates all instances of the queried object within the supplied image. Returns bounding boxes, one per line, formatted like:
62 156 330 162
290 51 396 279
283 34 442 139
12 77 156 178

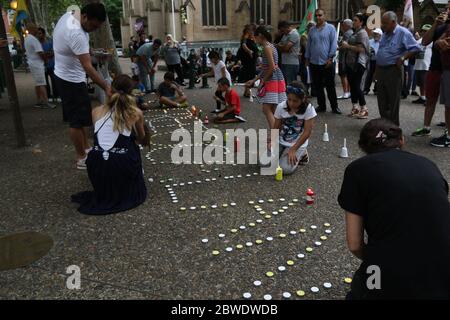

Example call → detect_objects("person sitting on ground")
272 81 316 174
338 118 450 299
157 71 188 108
131 75 150 110
198 50 232 113
213 77 245 123
71 75 148 215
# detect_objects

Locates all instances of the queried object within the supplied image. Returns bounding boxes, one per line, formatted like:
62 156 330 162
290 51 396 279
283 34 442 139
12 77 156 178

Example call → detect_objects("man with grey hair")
338 19 353 99
376 11 420 125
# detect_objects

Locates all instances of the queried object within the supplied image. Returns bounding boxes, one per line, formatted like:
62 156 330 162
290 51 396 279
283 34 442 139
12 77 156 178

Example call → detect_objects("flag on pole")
403 0 414 29
298 0 318 35
11 0 29 37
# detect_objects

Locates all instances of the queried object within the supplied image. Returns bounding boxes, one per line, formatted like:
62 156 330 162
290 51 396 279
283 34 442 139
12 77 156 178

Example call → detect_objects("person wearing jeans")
136 39 162 92
277 21 300 85
305 9 341 114
341 13 370 119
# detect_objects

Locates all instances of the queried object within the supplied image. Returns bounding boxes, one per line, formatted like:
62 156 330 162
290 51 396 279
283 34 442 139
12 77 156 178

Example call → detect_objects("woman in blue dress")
72 75 147 215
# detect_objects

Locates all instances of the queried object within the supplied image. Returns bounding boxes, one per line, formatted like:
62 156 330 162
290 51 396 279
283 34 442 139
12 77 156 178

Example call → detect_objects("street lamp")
10 1 18 10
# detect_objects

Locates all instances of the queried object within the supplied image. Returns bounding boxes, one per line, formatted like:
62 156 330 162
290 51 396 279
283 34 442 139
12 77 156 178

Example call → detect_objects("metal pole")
0 4 26 147
171 0 176 40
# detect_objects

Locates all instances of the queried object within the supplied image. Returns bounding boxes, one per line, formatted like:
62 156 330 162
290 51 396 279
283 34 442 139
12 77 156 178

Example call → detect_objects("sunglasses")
286 85 304 96
315 14 323 17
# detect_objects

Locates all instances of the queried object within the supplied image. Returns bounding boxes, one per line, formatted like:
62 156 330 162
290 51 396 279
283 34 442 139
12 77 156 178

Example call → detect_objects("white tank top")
94 112 131 151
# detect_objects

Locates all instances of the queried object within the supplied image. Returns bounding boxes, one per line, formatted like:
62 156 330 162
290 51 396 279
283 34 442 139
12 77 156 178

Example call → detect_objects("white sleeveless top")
94 112 131 151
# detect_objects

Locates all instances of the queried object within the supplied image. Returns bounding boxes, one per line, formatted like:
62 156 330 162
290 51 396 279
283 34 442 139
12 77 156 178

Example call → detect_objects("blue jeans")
138 60 155 91
281 64 299 85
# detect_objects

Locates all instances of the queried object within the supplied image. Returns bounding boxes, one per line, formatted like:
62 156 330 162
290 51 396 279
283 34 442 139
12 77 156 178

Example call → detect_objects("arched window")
293 0 308 22
250 0 272 25
201 0 227 26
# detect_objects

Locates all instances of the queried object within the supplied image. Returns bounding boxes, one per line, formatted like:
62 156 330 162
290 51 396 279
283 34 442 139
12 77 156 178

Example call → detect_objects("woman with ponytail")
71 75 147 215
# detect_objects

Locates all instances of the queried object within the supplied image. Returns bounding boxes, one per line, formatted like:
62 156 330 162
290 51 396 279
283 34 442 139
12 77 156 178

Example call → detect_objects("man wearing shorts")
431 18 450 147
54 3 112 169
24 23 54 109
412 2 450 137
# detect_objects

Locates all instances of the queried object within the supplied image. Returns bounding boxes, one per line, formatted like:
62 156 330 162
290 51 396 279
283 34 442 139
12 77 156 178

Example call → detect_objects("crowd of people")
16 2 450 299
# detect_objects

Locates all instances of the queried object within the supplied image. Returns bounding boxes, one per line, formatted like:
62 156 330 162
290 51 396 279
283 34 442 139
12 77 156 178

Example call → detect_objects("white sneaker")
76 156 87 170
42 103 56 109
56 98 62 103
344 92 351 99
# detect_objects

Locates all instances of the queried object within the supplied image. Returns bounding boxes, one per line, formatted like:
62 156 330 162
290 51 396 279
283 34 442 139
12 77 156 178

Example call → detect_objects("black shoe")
332 107 342 115
315 107 326 113
437 122 446 127
410 91 419 96
430 134 450 148
412 97 426 104
363 90 369 95
401 94 408 99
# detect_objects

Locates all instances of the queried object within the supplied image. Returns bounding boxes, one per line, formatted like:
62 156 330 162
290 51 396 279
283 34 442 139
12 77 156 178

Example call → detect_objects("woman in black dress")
339 118 450 299
72 75 147 215
238 24 258 97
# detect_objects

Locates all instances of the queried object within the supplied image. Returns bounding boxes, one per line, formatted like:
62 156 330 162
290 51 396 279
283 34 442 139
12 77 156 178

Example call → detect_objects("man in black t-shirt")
412 3 450 137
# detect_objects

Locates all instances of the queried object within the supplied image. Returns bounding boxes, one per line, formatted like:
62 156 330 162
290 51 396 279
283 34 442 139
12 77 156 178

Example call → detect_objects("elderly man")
305 9 341 114
376 11 421 125
277 20 301 85
24 23 54 109
338 19 353 99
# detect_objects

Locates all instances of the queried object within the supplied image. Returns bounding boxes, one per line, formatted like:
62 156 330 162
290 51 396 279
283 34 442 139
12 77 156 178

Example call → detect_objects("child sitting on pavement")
273 81 316 174
214 77 246 123
157 72 188 108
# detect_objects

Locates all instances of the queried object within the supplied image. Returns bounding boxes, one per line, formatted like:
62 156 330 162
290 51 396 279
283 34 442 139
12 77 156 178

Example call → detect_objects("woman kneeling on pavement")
72 75 147 215
339 118 450 299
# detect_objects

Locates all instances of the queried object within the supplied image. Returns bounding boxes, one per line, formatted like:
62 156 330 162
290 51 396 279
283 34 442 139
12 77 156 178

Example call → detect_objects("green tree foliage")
104 0 122 44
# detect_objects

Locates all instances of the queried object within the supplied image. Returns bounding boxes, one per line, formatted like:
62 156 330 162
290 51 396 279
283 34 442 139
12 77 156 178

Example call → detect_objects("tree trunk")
80 0 122 75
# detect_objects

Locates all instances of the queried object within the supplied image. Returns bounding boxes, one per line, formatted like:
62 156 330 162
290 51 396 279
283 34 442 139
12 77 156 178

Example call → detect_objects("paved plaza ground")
0 58 449 299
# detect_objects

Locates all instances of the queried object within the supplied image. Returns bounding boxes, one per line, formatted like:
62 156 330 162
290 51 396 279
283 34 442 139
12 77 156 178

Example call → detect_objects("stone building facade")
120 0 370 48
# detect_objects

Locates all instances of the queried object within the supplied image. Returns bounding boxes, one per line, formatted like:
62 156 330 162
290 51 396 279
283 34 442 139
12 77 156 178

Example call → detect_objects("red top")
225 89 241 115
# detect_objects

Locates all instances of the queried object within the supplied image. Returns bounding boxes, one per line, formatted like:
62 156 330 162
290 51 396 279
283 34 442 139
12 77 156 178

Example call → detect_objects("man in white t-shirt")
413 24 433 105
24 23 54 109
53 3 112 170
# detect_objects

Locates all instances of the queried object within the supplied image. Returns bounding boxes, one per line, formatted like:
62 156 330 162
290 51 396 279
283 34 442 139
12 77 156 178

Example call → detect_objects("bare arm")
346 211 365 260
134 110 146 144
262 45 275 83
422 13 446 46
78 53 111 95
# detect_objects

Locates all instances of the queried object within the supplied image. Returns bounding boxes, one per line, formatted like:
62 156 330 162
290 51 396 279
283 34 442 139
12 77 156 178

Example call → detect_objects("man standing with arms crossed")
54 3 112 170
376 11 420 126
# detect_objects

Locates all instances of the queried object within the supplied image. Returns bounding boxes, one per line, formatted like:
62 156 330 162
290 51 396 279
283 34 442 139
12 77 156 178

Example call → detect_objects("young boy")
214 78 246 123
157 72 188 108
131 54 140 77
198 51 232 113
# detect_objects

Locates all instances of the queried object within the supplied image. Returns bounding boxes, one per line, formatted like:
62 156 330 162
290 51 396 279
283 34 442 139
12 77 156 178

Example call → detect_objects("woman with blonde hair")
71 75 147 215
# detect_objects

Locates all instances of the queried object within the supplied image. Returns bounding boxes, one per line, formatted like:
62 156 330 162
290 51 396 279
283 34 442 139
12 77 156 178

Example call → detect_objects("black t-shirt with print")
429 22 450 71
338 149 450 299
